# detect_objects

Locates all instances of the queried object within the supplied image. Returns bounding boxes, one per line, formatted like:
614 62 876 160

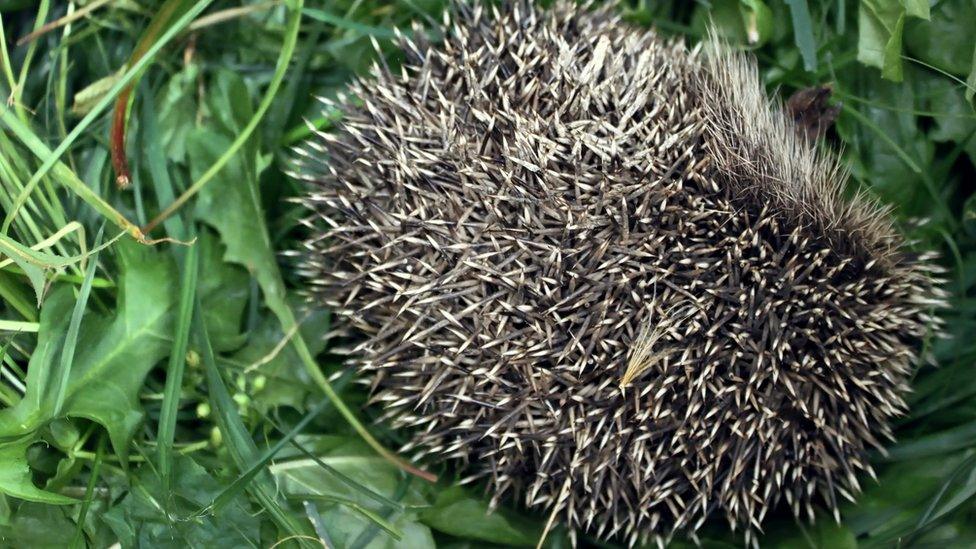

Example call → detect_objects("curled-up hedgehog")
292 1 946 546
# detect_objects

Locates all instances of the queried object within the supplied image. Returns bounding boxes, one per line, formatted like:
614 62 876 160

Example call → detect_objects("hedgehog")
292 1 946 546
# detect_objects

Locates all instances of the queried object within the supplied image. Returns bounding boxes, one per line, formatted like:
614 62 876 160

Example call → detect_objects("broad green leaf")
857 0 931 81
419 486 541 546
270 436 433 548
922 78 976 165
331 508 434 549
41 420 85 493
784 0 816 71
836 67 940 221
900 0 930 20
0 501 77 547
0 440 75 504
198 230 249 352
764 515 857 548
271 437 428 510
0 290 74 443
0 239 176 465
155 63 199 163
904 0 976 77
101 455 260 548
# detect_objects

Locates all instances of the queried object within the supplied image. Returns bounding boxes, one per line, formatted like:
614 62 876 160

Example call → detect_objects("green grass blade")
51 228 102 416
301 7 398 39
785 0 817 72
265 24 322 150
0 0 214 237
156 228 198 499
193 297 315 546
257 389 406 512
204 383 403 519
206 395 336 515
912 453 976 533
11 0 51 121
349 476 411 548
70 434 106 549
0 272 35 321
0 320 38 332
139 81 184 240
0 14 18 93
0 108 145 242
884 421 976 462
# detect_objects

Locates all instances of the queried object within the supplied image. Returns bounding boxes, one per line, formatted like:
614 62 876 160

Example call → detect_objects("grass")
0 0 975 547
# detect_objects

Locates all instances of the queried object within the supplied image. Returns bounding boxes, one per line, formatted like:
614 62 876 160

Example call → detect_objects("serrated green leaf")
154 64 199 163
0 440 75 504
838 69 941 221
189 72 284 317
0 239 175 465
921 77 976 165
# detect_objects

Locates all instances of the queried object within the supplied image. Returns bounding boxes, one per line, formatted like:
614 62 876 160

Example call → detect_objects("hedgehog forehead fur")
293 1 946 546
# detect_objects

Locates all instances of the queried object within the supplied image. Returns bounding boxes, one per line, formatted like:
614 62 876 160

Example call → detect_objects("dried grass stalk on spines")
293 1 947 546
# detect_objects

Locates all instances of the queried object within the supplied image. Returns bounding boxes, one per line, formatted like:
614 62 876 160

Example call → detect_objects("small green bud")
196 402 211 418
233 392 251 408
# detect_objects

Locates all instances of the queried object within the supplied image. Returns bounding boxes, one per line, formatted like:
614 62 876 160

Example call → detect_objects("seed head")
293 2 946 545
